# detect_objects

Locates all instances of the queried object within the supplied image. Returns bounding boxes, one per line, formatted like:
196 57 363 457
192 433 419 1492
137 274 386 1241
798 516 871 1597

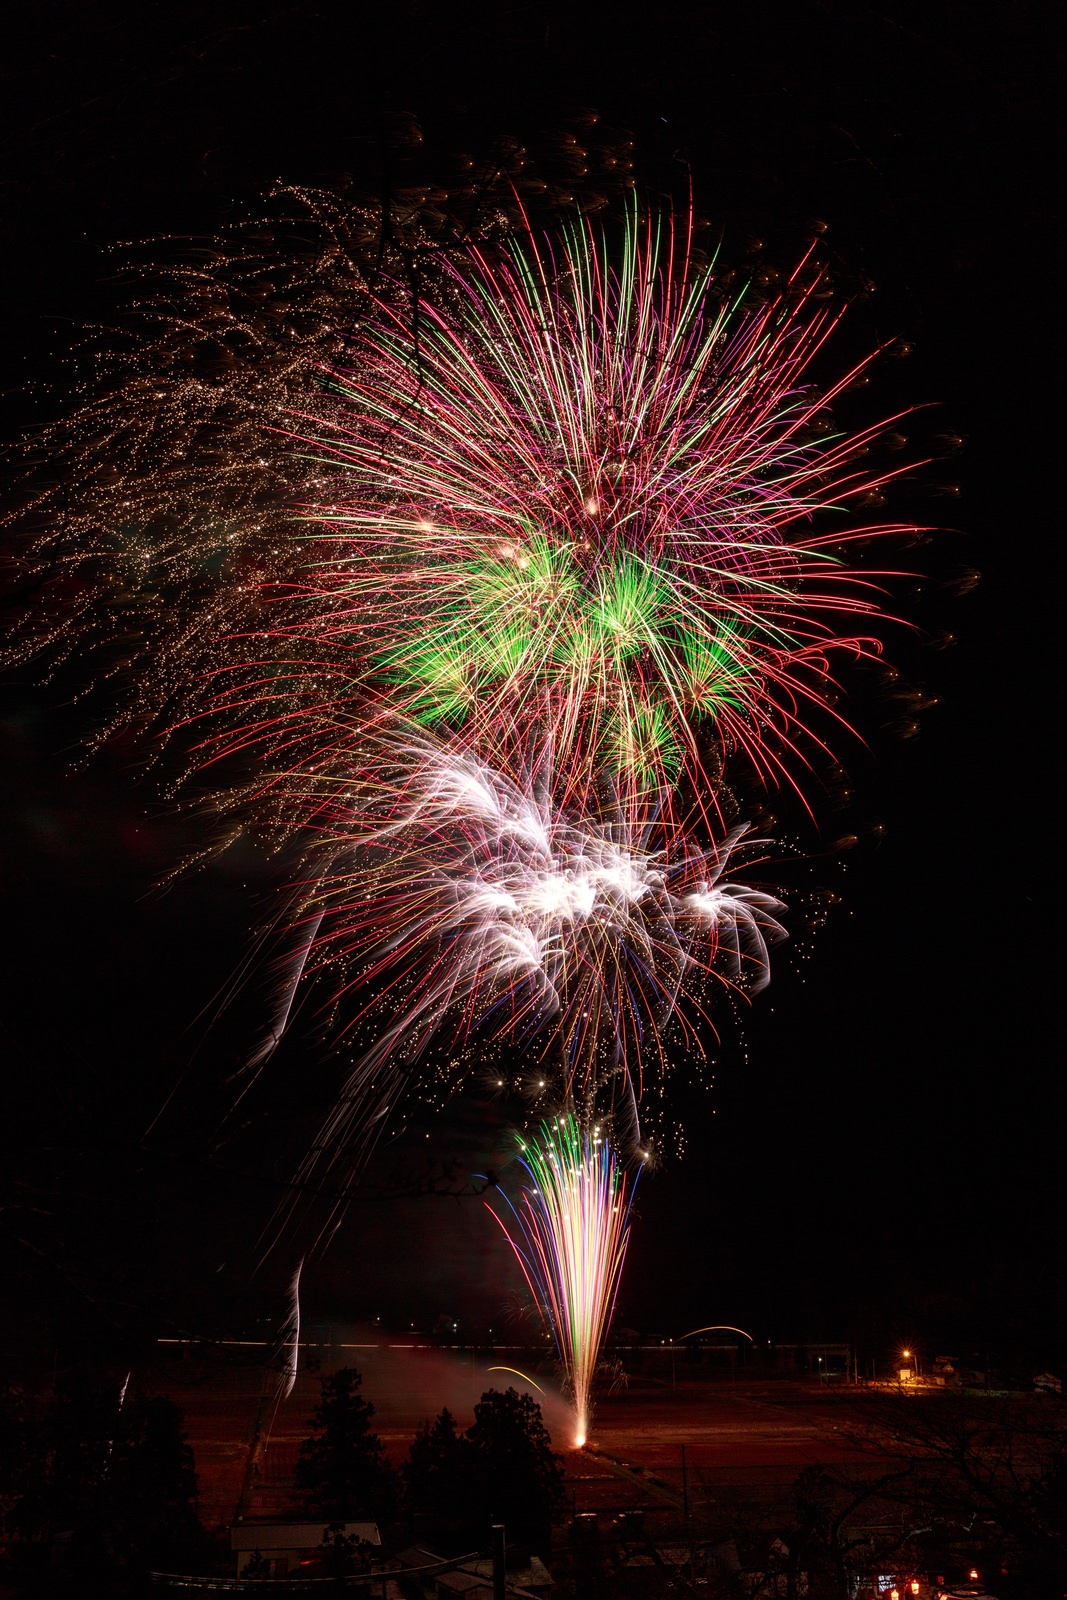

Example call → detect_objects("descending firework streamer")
276 1258 303 1404
490 1112 634 1447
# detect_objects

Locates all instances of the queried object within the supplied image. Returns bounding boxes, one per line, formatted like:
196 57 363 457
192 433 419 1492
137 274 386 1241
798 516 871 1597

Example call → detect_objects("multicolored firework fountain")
490 1115 635 1448
6 192 920 1445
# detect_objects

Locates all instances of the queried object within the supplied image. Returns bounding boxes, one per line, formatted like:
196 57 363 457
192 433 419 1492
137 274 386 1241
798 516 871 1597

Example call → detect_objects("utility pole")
680 1442 689 1522
492 1523 506 1600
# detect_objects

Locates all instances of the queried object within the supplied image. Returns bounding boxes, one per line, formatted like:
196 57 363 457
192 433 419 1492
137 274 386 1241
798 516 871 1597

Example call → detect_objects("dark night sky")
0 2 1059 1372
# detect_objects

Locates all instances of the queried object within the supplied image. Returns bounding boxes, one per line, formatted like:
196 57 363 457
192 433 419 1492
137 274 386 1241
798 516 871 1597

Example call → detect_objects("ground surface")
141 1337 883 1531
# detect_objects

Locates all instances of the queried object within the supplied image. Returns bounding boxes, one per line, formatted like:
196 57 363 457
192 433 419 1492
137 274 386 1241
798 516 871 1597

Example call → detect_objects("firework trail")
276 1259 303 1403
1 187 379 742
247 910 324 1073
490 1113 634 1447
104 1372 133 1469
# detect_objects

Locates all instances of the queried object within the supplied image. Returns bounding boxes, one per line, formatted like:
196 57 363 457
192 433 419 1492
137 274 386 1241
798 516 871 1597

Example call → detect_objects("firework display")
490 1114 635 1448
271 207 904 811
282 737 784 1198
7 193 915 1443
170 205 908 825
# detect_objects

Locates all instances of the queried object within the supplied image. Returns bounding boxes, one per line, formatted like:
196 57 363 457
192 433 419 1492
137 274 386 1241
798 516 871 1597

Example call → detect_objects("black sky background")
0 2 1059 1374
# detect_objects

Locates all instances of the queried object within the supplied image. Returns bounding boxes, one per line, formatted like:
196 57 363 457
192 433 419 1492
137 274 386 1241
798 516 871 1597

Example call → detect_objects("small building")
230 1520 380 1578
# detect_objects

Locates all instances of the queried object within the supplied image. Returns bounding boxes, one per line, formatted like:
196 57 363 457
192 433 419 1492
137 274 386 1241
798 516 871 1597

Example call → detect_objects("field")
141 1335 880 1532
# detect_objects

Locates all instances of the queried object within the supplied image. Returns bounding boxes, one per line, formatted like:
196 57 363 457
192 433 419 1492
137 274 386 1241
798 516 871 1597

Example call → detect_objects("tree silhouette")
465 1388 565 1551
3 1375 212 1596
402 1406 471 1536
403 1388 564 1554
295 1367 396 1522
318 1520 375 1577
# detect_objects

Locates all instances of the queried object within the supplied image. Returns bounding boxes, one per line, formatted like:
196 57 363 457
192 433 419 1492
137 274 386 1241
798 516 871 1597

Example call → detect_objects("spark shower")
7 195 920 1442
